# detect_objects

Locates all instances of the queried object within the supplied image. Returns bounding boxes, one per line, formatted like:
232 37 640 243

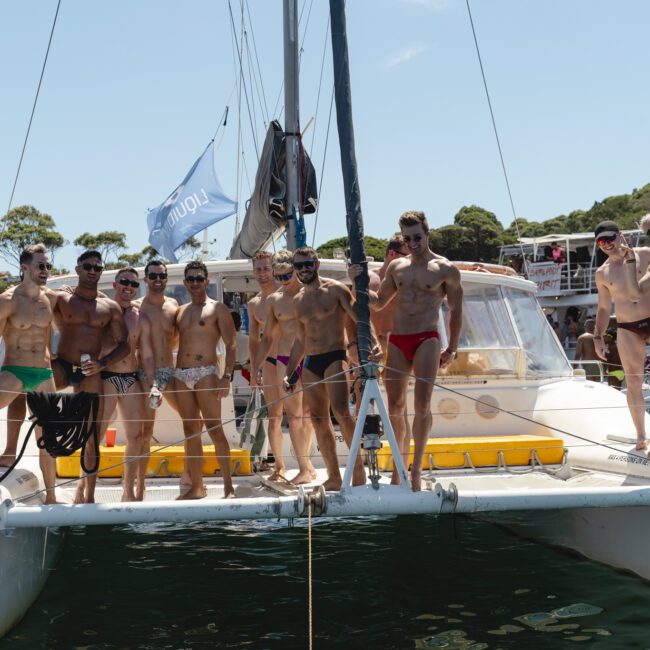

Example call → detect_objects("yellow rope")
308 499 313 650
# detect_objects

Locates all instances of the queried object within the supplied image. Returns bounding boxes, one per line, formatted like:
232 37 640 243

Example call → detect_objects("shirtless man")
361 211 463 491
574 318 600 382
52 250 129 503
594 219 650 450
174 261 236 499
251 250 316 484
135 260 182 475
101 267 155 501
284 246 380 491
0 244 58 503
248 252 285 480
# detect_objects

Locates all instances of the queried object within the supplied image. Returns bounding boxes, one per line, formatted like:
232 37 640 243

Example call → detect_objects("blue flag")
147 142 237 262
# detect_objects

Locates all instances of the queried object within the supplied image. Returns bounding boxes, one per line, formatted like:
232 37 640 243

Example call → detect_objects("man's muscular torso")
137 297 178 367
176 299 226 367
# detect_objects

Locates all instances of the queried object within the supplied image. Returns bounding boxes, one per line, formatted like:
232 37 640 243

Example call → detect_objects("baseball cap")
594 220 620 238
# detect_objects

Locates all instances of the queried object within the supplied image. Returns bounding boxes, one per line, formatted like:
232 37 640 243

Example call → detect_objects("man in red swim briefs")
351 210 463 491
595 218 650 452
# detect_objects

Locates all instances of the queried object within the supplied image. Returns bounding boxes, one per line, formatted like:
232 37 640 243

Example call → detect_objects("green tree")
0 205 66 269
73 231 127 264
428 224 475 260
316 235 388 261
453 205 505 262
126 237 202 266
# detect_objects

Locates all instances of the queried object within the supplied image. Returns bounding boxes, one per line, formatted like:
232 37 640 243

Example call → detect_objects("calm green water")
2 515 649 649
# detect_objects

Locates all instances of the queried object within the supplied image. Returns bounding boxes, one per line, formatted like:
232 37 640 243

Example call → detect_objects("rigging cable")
244 0 270 123
465 0 528 268
6 0 61 215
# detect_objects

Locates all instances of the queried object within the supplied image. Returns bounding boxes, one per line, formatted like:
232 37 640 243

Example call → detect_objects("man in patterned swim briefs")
0 244 59 503
100 267 155 501
174 261 237 499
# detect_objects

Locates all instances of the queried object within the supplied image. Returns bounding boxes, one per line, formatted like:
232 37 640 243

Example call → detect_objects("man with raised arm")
352 211 463 491
174 261 237 499
595 218 650 451
284 246 380 491
247 251 286 479
135 260 182 476
100 267 155 501
0 244 59 503
52 250 130 503
251 250 316 485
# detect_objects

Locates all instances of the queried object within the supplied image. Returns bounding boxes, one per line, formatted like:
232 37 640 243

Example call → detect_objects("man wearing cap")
594 220 650 451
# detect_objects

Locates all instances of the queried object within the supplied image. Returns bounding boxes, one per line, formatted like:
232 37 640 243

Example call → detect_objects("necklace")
73 290 96 303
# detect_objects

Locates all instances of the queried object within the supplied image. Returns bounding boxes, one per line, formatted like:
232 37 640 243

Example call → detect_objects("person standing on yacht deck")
52 250 130 503
100 267 155 502
351 211 463 491
251 249 316 485
135 260 183 478
174 261 237 499
574 318 600 382
0 244 59 503
248 252 286 480
284 247 380 491
594 219 650 451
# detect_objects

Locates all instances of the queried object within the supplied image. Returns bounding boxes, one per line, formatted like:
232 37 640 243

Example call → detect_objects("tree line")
316 183 650 262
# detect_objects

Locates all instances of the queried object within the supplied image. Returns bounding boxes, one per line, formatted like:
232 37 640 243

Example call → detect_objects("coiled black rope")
0 391 100 483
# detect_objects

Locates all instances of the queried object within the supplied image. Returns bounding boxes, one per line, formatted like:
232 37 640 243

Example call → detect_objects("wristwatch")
446 348 458 359
222 372 232 380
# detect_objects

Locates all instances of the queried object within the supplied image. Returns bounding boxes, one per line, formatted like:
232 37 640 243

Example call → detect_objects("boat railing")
523 261 598 297
569 359 606 383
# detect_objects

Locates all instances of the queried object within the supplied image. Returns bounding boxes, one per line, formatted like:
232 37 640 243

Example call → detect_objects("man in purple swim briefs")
251 250 316 485
595 217 650 451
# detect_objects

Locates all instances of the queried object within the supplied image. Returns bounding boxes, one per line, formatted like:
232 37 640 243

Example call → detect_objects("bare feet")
268 469 287 482
121 492 136 502
290 469 317 485
410 469 422 492
223 487 236 499
73 483 86 505
636 438 648 451
44 494 59 505
176 485 207 500
0 453 16 468
352 466 367 487
322 477 343 491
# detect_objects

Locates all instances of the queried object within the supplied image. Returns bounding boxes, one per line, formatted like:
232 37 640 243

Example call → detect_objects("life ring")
452 261 518 277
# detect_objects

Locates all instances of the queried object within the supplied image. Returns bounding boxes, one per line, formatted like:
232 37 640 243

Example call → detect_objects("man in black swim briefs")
595 217 650 452
284 247 380 491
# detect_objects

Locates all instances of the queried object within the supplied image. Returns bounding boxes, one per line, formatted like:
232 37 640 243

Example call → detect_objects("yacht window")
504 287 572 376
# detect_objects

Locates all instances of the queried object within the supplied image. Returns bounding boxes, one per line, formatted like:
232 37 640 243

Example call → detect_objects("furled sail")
229 120 317 259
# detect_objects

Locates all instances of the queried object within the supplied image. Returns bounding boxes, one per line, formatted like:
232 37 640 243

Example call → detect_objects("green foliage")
73 231 127 263
0 205 66 269
451 205 504 262
316 235 388 261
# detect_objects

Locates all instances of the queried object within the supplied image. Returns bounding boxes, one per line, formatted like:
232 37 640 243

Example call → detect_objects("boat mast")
329 0 371 367
283 0 300 251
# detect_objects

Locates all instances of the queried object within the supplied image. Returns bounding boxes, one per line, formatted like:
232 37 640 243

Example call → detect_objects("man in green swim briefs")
0 243 59 503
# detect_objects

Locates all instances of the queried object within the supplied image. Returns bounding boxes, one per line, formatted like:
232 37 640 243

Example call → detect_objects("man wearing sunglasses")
251 249 316 485
100 267 156 501
355 211 463 491
52 250 130 503
174 261 237 499
135 259 184 480
284 247 380 491
0 244 59 503
594 219 650 452
248 251 286 480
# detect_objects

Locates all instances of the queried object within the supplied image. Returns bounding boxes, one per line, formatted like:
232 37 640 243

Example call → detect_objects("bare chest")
141 302 176 334
10 295 53 330
297 290 339 322
394 266 443 295
178 304 218 334
60 296 111 328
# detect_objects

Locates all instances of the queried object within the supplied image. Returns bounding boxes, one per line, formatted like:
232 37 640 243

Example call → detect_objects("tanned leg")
118 386 146 501
384 345 411 485
410 339 440 491
617 329 648 450
0 394 26 467
262 360 285 480
175 385 206 500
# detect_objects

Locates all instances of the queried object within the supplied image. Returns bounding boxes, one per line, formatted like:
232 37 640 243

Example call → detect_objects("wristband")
625 258 636 264
287 369 300 387
594 336 602 340
222 372 232 380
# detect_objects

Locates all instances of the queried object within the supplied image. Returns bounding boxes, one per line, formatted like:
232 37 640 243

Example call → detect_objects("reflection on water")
2 515 649 649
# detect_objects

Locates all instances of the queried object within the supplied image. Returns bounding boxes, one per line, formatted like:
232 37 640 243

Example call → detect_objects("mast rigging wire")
6 0 61 215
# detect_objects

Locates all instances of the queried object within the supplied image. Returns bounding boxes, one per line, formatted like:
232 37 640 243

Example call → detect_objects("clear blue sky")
2 0 650 271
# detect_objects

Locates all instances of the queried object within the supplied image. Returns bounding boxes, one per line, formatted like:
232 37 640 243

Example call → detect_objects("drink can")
80 354 91 375
149 387 163 410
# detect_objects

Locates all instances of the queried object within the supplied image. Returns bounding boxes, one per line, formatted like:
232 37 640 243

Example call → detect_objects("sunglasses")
293 260 317 270
403 235 423 243
185 275 206 283
82 263 104 272
147 272 168 280
36 262 53 271
597 234 617 246
274 271 293 281
117 278 140 289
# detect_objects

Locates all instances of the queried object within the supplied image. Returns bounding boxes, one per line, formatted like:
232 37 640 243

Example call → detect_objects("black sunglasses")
274 271 293 281
82 262 104 272
147 272 168 280
36 262 53 271
117 278 140 289
185 275 206 283
597 234 617 246
293 260 316 270
403 235 423 243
